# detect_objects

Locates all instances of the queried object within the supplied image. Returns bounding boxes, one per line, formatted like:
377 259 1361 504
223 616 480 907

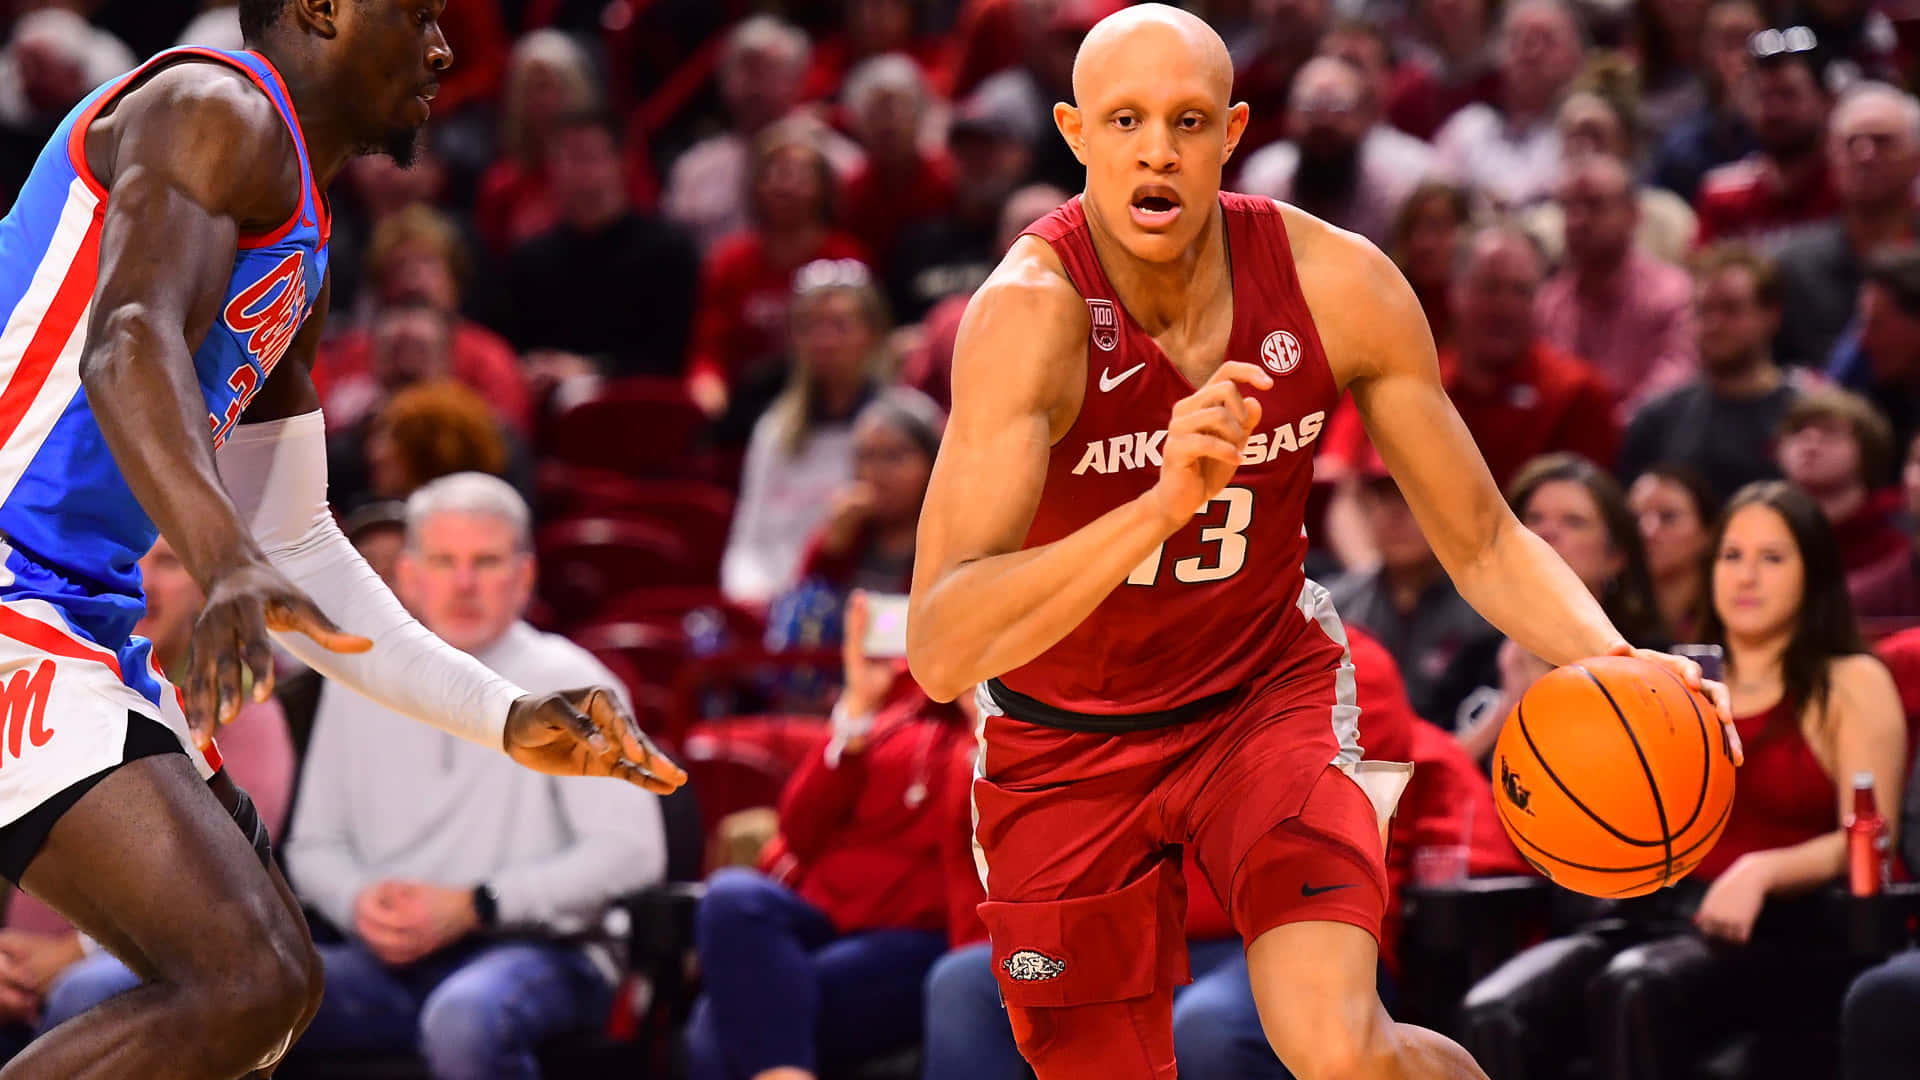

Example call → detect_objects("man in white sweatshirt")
35 474 668 1079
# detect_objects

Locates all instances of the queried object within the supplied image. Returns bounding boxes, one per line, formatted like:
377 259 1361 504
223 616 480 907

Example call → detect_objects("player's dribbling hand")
1607 643 1744 766
1146 361 1272 530
504 687 689 794
189 560 373 746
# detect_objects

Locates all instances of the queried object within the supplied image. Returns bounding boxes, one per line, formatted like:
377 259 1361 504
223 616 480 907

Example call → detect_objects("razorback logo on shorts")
1003 949 1067 982
0 659 55 768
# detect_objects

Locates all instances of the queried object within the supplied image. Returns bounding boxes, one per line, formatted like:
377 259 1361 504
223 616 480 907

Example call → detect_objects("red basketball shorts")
969 661 1390 1079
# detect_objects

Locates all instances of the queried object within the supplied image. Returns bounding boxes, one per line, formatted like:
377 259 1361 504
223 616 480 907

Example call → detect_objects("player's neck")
1087 203 1231 336
252 39 353 188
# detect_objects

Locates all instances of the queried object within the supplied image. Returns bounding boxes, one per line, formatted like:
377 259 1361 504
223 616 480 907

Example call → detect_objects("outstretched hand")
504 687 689 794
1607 643 1743 766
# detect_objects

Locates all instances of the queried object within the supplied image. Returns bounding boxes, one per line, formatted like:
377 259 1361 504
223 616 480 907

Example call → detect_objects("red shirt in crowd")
799 36 954 102
841 152 957 268
1693 155 1839 250
899 291 969 412
1385 63 1502 142
687 229 872 388
759 678 972 934
1319 341 1620 491
312 319 533 434
1836 489 1912 604
474 157 660 257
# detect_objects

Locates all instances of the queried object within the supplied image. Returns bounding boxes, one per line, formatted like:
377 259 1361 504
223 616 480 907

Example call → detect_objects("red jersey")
995 193 1342 718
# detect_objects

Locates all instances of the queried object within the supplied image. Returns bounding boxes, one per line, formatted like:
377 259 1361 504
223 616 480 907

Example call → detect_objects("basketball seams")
1577 666 1676 887
1498 790 1733 878
1650 664 1713 837
1514 698 1664 847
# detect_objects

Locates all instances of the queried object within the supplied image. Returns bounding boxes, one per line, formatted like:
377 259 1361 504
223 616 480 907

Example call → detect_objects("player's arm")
222 279 683 793
77 68 371 727
907 243 1269 702
1296 210 1739 743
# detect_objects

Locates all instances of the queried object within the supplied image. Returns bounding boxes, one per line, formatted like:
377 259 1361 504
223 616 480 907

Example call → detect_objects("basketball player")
907 6 1739 1079
0 2 684 1077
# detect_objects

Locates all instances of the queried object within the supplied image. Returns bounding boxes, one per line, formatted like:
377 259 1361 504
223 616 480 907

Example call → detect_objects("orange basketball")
1492 655 1737 898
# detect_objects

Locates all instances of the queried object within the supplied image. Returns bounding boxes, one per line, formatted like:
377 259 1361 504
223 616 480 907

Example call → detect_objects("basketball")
1492 655 1737 898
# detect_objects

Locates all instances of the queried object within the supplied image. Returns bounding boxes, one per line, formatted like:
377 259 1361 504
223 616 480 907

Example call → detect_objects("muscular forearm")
1450 517 1626 666
910 494 1178 701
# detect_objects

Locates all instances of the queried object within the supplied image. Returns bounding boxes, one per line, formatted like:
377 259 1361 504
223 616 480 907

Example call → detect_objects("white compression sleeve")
216 411 521 750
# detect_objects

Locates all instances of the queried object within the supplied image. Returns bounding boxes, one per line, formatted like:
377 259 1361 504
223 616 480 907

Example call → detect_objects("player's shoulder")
962 234 1087 343
105 61 295 190
950 235 1088 423
1265 198 1427 375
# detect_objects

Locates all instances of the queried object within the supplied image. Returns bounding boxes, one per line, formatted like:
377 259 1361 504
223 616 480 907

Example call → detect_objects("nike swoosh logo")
1300 882 1357 897
1099 363 1147 392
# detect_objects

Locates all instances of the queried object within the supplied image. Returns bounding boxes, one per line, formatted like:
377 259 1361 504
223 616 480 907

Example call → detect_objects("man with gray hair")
1774 81 1920 366
1432 0 1584 211
842 53 953 263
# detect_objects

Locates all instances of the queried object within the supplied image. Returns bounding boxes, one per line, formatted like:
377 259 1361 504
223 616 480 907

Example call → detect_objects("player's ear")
1054 102 1087 165
1222 102 1251 163
289 0 342 38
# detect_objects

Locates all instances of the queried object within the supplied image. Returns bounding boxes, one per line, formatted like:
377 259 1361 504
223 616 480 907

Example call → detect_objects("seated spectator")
324 145 454 316
1629 0 1713 133
316 205 531 433
493 110 699 381
688 126 871 419
0 9 134 200
1385 180 1472 349
1775 386 1909 605
799 0 954 102
1773 82 1920 368
1432 0 1584 212
721 264 890 605
1830 248 1920 453
684 591 970 1080
1235 55 1434 246
794 387 946 598
1224 0 1331 158
1630 465 1722 640
1649 0 1762 202
1620 243 1802 501
3 536 297 1042
276 474 666 1077
1535 152 1698 416
1460 481 1904 1079
1456 453 1666 754
1849 429 1920 617
1385 0 1502 140
840 54 955 268
1522 58 1700 265
1693 30 1837 252
1328 450 1503 728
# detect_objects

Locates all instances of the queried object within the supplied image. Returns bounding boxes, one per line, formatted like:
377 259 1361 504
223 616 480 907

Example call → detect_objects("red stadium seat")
542 379 709 479
537 518 700 626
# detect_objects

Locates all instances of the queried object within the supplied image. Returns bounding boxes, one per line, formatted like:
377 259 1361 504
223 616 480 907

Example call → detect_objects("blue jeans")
920 937 1293 1080
685 867 949 1080
39 939 609 1080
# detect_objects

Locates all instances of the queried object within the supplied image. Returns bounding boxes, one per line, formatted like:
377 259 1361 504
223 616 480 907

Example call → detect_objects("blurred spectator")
885 74 1037 323
721 264 891 605
664 16 861 253
1776 386 1910 605
1464 482 1903 1078
1630 464 1722 639
687 127 871 420
1832 248 1920 453
841 55 956 268
1327 451 1503 727
174 1 244 51
278 473 667 1077
1846 430 1920 616
1535 152 1698 413
0 8 134 200
1523 58 1700 264
318 205 532 434
1236 55 1434 245
1386 0 1503 139
474 30 653 256
1230 0 1335 155
1694 29 1838 251
1631 0 1714 133
800 0 955 102
1649 0 1763 201
1456 454 1665 753
1619 243 1801 500
493 110 700 380
898 182 1068 411
684 590 969 1080
795 388 946 597
1784 0 1910 86
1773 82 1920 368
1432 0 1585 212
1386 181 1473 348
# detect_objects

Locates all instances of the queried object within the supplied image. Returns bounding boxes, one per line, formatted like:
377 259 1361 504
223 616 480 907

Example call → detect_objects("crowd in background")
12 0 1920 1076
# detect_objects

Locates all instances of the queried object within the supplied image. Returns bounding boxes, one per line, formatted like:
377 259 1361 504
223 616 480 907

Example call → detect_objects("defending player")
0 2 684 1077
907 6 1738 1079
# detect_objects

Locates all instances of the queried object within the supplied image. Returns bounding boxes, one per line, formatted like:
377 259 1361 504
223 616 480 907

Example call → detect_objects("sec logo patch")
1261 330 1301 375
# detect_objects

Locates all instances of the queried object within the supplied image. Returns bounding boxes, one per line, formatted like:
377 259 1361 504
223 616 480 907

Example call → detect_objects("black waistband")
984 678 1241 733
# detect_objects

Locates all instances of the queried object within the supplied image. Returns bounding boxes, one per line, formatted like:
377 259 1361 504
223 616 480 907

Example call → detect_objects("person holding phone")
684 591 975 1080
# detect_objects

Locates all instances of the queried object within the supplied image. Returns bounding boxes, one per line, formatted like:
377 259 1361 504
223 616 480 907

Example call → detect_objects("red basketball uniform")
970 194 1392 1080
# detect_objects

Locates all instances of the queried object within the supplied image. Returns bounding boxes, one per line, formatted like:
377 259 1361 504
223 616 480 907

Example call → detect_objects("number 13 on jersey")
1127 486 1254 586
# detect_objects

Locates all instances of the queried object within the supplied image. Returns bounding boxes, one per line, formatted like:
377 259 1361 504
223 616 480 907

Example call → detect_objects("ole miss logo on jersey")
0 659 55 769
224 251 307 374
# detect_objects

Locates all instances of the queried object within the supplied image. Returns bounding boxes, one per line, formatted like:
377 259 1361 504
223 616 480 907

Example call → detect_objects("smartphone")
861 593 911 659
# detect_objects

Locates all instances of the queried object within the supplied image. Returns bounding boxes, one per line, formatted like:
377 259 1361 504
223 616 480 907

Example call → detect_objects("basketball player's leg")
2 753 317 1079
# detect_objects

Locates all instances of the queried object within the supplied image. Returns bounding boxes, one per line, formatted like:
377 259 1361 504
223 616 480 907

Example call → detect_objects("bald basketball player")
907 7 1739 1079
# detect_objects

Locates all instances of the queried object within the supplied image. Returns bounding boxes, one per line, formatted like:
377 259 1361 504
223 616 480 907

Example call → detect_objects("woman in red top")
1461 481 1906 1078
684 592 972 1080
